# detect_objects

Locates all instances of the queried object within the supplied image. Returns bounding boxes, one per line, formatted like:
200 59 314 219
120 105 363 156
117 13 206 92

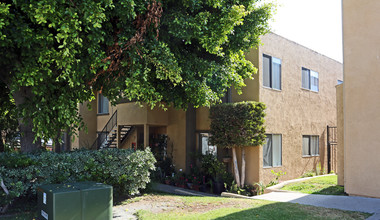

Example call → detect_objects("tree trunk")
241 147 246 186
0 137 4 152
54 131 62 153
12 87 41 152
19 121 41 152
232 147 241 187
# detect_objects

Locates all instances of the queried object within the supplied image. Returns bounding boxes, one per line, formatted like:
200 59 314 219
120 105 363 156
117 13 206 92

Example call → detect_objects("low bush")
0 148 156 208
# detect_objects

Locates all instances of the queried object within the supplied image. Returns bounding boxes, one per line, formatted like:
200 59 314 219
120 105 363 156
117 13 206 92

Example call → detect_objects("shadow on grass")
214 202 370 220
311 186 345 196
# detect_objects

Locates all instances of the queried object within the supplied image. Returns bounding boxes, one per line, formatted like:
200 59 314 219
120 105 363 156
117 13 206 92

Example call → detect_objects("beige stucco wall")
116 103 168 127
72 100 98 149
196 107 211 131
336 84 344 186
257 33 343 184
166 108 187 171
232 48 260 102
343 0 380 198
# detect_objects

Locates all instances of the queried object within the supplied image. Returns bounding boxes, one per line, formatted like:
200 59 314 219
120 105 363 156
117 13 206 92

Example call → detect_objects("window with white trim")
199 133 217 156
263 134 282 167
263 54 281 90
302 135 319 156
302 68 319 92
98 93 109 114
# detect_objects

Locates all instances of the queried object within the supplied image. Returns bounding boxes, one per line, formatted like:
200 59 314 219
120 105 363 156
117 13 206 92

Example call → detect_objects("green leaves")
0 148 156 207
209 101 266 148
0 0 274 147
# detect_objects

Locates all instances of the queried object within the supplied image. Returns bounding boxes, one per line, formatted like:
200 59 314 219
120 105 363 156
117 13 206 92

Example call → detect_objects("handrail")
91 110 118 149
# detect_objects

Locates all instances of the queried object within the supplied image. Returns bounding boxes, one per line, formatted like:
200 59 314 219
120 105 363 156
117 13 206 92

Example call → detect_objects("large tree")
0 0 274 152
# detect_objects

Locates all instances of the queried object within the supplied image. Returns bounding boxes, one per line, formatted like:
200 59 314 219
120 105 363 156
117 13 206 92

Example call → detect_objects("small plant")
301 171 316 178
164 176 173 185
226 182 257 196
267 170 286 187
254 182 266 195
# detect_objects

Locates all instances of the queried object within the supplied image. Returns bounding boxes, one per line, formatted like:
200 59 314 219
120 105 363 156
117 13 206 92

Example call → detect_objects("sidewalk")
253 192 380 220
152 183 218 197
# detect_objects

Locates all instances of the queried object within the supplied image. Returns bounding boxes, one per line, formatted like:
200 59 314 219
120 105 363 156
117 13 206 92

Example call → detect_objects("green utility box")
37 182 113 220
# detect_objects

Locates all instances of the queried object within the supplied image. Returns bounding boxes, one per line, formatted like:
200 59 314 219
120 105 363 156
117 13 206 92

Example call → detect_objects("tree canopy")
0 0 274 151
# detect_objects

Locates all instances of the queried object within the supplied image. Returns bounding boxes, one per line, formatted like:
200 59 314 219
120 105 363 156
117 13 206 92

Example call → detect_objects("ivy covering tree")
0 0 274 152
209 102 266 187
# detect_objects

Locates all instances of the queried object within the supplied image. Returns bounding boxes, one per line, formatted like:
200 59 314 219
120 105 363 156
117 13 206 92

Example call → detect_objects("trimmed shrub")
0 148 156 207
209 101 266 148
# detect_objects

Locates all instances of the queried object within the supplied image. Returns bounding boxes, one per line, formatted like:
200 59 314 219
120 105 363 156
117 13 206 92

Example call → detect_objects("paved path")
152 183 218 197
253 192 380 219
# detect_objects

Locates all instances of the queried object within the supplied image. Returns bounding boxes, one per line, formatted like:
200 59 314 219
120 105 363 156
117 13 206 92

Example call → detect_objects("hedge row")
0 148 156 207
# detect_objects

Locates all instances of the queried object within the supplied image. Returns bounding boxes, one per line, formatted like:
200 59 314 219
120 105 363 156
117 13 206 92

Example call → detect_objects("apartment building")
336 0 380 198
73 33 343 185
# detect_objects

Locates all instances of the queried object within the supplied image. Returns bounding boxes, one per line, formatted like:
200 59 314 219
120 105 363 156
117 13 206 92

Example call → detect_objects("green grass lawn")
133 194 370 220
281 175 345 195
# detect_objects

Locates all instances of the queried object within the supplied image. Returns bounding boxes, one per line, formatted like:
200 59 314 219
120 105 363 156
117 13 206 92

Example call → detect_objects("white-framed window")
199 133 217 156
302 68 319 92
263 54 281 90
263 134 282 167
302 135 319 156
98 93 109 114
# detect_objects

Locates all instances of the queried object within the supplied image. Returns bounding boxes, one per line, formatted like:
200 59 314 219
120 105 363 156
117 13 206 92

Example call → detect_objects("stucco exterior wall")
342 0 380 198
72 100 97 149
336 84 344 186
232 48 260 102
196 107 211 131
166 108 187 171
257 33 343 184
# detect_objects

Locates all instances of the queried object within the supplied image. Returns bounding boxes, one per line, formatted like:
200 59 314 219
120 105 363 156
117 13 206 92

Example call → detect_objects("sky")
269 0 343 62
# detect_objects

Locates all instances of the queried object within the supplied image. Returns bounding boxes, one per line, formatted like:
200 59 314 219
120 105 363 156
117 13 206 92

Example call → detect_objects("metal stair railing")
91 110 118 149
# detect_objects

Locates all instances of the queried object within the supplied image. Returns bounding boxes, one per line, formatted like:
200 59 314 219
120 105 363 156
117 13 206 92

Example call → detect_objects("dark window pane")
263 55 271 87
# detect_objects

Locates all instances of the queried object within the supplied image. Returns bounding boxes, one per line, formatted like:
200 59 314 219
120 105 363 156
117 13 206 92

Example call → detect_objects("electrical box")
37 182 112 220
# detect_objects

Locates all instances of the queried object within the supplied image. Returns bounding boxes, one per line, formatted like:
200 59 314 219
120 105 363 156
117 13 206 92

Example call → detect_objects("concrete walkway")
152 183 218 197
253 192 380 219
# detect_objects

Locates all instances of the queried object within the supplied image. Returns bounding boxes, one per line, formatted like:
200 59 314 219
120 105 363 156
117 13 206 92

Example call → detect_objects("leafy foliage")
0 81 18 152
0 148 156 208
209 101 266 148
0 0 274 148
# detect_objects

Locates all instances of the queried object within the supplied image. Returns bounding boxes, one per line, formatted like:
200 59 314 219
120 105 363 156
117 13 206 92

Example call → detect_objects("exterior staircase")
91 111 134 149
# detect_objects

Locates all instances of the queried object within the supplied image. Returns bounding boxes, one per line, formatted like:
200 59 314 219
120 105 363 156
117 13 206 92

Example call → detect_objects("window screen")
310 136 319 156
302 68 319 92
310 70 319 92
98 93 109 114
263 54 281 90
272 58 281 90
272 134 282 166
